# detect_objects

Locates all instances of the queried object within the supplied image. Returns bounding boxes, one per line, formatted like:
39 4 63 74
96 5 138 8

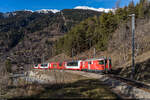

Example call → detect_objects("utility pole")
72 48 74 61
94 48 96 58
129 14 135 80
51 47 53 57
43 54 44 64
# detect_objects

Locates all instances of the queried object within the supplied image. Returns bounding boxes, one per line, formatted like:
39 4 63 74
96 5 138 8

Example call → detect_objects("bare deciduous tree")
116 0 121 8
0 64 10 96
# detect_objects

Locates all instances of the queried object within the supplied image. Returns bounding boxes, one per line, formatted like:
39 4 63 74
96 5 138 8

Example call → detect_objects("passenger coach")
65 60 83 70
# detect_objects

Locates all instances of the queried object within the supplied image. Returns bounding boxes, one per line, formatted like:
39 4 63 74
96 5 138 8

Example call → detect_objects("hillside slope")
0 9 101 72
52 0 150 75
49 17 150 80
119 51 150 82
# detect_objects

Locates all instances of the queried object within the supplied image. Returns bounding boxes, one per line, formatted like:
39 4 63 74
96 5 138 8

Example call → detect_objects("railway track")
107 74 150 93
68 70 150 91
66 70 150 99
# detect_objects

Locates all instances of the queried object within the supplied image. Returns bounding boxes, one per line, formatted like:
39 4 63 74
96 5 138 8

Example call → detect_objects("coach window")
44 64 48 67
35 64 38 67
41 64 47 67
67 62 78 66
41 64 43 67
99 60 104 65
45 64 47 66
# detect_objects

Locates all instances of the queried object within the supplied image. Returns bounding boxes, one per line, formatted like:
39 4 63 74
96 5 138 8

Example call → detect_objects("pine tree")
137 0 150 18
128 0 135 15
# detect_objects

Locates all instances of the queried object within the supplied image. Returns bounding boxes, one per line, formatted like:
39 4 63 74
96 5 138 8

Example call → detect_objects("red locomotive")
82 57 111 72
33 57 112 73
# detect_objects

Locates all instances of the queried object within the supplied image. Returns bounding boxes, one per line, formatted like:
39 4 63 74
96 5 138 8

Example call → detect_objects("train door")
82 61 88 71
104 57 112 72
88 61 91 71
63 62 67 69
49 63 53 69
79 61 83 71
58 62 62 69
107 59 110 70
53 63 58 69
104 58 108 73
82 61 85 70
48 63 51 69
108 57 112 71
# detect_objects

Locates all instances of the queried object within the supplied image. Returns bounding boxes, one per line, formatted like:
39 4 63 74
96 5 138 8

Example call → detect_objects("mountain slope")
0 9 102 72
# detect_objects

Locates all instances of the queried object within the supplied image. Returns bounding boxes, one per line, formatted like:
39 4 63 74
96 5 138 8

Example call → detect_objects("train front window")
67 62 78 66
109 59 112 65
105 60 107 64
99 60 104 65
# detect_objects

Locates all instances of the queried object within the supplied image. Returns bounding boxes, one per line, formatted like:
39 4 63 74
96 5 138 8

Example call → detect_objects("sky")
0 0 140 13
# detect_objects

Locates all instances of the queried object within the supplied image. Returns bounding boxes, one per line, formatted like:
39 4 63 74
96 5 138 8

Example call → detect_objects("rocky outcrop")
25 70 56 84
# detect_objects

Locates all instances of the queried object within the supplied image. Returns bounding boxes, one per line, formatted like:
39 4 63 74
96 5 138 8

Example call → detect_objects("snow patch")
24 9 34 12
35 9 60 14
74 6 115 13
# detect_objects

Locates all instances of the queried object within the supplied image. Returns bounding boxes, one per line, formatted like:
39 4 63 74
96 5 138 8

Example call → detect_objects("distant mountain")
1 6 114 15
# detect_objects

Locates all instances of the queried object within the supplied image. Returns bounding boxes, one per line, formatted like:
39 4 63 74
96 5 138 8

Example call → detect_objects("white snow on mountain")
35 9 60 14
74 6 115 13
24 9 34 12
15 6 115 14
22 9 60 13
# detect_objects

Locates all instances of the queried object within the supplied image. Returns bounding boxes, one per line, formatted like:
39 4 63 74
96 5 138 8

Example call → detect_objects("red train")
33 57 112 73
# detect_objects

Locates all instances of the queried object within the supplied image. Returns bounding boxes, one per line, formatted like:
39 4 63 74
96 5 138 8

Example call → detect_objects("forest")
55 0 150 56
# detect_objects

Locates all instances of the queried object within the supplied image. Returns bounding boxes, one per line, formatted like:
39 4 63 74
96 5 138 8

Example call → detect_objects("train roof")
84 57 105 61
67 60 82 62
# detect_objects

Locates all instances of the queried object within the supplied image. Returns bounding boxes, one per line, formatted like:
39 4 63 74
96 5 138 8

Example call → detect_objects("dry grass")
120 57 150 83
120 50 150 69
17 79 118 99
0 70 119 99
0 65 10 96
